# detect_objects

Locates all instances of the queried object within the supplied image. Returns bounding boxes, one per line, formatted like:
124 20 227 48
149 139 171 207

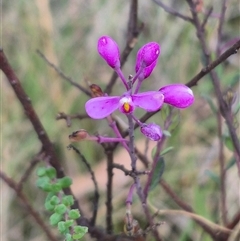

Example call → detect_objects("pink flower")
85 91 164 119
159 84 194 108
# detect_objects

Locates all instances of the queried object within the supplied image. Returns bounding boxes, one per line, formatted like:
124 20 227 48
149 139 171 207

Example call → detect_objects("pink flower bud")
159 84 194 108
135 60 158 81
135 42 160 69
140 123 163 141
97 36 121 69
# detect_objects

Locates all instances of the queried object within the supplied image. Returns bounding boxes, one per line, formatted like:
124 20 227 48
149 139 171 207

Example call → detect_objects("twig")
104 145 114 234
216 0 228 57
227 211 240 229
217 110 228 225
17 153 42 191
113 163 150 176
36 50 91 96
186 39 240 88
56 112 89 127
201 6 213 29
104 0 143 95
0 171 58 241
152 0 193 23
68 144 99 227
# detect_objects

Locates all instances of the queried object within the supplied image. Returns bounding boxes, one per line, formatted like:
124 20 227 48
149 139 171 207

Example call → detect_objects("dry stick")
56 112 89 127
186 39 240 88
152 0 194 23
216 0 228 57
201 6 213 29
104 0 143 95
0 171 58 241
104 145 114 234
17 153 42 191
68 145 99 227
37 50 91 97
216 0 228 226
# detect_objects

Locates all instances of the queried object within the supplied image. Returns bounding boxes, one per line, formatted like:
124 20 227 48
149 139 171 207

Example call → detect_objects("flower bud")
69 129 89 142
159 84 194 108
135 60 158 81
90 84 104 97
97 36 121 69
135 42 160 69
140 123 162 141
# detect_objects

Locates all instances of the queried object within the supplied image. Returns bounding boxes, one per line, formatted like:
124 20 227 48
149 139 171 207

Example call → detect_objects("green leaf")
223 135 234 151
68 209 80 220
163 130 171 137
46 167 57 179
36 167 47 177
204 170 219 184
50 195 60 206
58 176 73 188
51 183 62 193
202 94 217 113
65 219 74 228
161 146 174 156
62 195 74 207
36 176 52 192
65 233 73 241
58 221 69 234
72 226 88 240
49 213 63 226
44 200 55 211
150 157 165 191
54 204 67 215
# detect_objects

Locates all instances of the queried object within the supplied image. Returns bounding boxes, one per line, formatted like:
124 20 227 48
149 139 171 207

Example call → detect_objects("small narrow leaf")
150 157 165 191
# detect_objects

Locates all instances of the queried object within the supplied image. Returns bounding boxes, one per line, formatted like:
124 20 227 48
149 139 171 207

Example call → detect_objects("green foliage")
150 157 165 191
68 209 80 220
36 166 87 240
58 176 73 188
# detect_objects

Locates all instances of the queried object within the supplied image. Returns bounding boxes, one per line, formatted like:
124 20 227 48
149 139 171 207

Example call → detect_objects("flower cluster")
85 36 194 141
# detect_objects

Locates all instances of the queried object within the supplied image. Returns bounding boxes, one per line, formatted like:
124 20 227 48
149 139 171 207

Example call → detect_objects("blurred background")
2 0 240 240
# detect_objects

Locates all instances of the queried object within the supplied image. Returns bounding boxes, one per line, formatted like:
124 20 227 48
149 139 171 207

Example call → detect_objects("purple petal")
85 96 120 119
136 60 158 81
97 36 120 69
141 123 163 141
159 84 194 108
135 42 160 69
132 91 164 112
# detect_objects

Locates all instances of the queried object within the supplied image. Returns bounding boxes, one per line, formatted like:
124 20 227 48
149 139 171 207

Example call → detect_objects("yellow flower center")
123 102 130 112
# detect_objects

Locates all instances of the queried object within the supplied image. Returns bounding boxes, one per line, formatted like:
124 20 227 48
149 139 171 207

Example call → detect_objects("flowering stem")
134 79 143 94
90 135 128 143
107 116 130 152
115 67 129 90
127 114 137 171
132 65 144 84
